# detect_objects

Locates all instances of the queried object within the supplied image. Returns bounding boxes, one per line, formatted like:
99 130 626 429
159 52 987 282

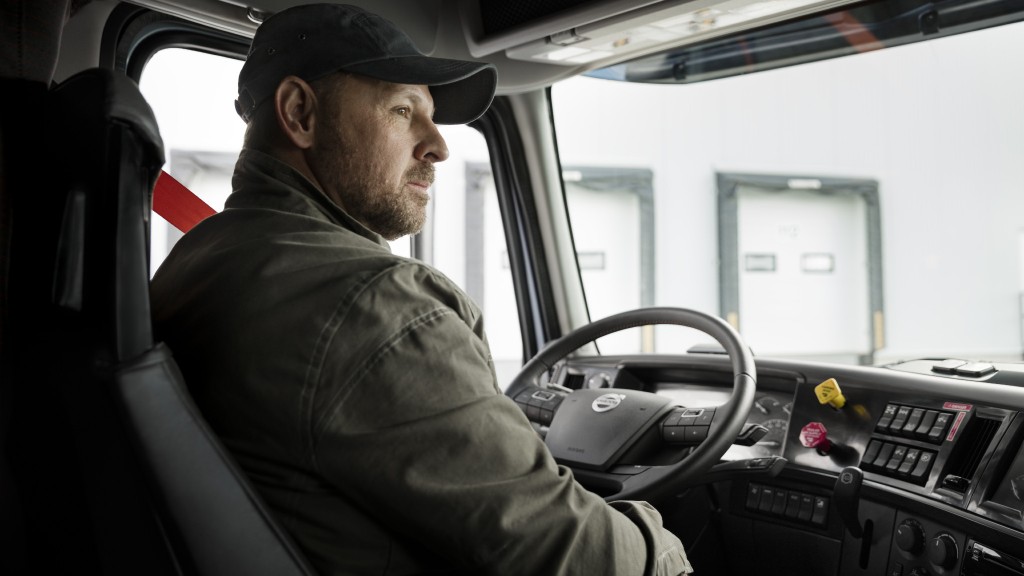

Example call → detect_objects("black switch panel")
873 402 953 445
745 482 828 528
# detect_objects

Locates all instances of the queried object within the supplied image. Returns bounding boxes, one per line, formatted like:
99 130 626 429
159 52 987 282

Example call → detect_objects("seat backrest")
7 67 316 576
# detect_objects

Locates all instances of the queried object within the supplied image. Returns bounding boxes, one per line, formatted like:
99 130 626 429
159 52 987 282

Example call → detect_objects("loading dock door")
565 180 642 353
719 174 883 363
466 164 654 356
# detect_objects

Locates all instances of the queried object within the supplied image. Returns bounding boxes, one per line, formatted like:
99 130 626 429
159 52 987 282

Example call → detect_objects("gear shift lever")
835 466 864 538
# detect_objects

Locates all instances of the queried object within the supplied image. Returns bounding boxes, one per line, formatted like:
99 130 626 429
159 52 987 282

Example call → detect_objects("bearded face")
306 74 448 241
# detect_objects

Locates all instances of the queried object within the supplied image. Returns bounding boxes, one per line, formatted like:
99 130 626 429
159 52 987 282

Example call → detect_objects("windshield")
552 5 1024 366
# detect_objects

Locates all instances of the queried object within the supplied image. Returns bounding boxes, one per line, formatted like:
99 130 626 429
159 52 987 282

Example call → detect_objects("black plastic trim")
103 3 249 79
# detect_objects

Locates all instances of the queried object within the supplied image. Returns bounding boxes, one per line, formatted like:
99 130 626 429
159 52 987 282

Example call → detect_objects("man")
150 4 693 575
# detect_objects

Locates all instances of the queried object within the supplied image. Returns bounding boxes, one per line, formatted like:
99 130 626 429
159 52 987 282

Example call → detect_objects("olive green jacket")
150 149 692 576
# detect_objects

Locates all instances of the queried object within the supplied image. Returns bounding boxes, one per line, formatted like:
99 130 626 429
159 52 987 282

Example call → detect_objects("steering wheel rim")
507 307 757 502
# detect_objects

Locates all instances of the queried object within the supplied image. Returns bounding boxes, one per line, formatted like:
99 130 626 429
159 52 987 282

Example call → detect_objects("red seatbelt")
153 170 217 233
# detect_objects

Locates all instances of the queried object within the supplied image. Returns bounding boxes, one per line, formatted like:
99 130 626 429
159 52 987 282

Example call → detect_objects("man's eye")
395 106 411 117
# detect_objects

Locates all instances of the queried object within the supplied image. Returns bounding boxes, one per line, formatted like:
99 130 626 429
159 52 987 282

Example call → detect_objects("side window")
140 47 523 388
140 49 245 268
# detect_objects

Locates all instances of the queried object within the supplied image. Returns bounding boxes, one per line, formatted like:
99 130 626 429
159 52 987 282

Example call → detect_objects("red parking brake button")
800 422 832 454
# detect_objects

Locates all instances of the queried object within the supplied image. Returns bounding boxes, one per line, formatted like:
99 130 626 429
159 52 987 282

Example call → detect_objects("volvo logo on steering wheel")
592 393 626 413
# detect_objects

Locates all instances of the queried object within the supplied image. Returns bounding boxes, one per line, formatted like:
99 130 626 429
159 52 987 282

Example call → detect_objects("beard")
340 159 433 241
311 117 433 241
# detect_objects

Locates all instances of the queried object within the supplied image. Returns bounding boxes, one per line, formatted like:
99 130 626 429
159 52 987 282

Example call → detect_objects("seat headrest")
48 67 165 167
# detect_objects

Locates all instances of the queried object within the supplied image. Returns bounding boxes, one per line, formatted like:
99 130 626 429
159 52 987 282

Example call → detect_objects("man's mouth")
406 164 435 192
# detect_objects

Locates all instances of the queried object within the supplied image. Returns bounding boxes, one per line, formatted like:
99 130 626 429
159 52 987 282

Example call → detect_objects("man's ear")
274 75 317 149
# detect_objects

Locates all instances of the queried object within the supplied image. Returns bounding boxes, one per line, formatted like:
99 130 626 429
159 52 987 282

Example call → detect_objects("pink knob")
799 421 831 454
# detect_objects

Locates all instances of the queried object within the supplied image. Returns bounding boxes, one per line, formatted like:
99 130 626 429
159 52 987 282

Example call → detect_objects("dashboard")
536 352 1024 576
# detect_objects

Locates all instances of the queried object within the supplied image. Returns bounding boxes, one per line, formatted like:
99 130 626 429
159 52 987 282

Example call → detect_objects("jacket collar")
230 148 390 249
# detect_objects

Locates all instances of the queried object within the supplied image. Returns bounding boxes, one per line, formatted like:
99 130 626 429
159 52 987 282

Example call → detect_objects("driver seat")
8 66 317 575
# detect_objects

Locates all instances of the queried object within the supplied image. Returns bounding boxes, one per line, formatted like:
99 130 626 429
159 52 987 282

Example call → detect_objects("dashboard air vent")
562 372 585 390
941 415 1001 494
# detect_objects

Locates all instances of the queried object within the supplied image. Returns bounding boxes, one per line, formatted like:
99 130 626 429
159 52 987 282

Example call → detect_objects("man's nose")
415 120 449 163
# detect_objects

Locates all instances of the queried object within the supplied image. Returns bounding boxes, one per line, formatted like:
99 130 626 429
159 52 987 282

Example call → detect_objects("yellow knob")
814 378 846 409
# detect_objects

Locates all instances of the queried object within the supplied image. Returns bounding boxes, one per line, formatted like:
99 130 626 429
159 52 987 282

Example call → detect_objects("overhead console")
458 0 868 64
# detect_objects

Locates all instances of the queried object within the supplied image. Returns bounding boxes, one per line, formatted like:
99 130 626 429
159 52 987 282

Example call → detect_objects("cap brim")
344 56 497 124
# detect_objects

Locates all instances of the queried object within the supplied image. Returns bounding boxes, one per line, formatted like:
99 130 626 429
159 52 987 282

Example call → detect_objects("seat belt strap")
153 170 216 233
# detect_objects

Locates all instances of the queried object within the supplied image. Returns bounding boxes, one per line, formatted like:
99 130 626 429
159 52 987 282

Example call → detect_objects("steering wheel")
506 307 756 503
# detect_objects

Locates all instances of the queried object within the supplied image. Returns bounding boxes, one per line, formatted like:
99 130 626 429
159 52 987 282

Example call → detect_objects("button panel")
513 387 565 426
661 406 716 445
861 439 936 485
875 403 953 444
745 483 828 527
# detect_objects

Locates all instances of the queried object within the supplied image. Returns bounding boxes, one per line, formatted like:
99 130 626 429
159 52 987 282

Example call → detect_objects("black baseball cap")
235 3 497 124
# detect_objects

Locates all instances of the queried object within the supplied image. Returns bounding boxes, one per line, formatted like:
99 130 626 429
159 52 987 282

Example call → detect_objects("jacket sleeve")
309 263 692 575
